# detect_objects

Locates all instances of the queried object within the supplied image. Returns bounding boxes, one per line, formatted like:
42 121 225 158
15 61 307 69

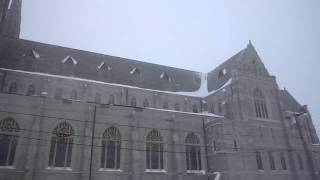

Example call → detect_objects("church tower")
0 0 21 38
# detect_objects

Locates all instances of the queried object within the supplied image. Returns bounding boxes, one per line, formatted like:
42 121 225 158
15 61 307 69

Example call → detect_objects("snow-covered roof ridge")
144 107 223 118
0 68 232 98
174 72 232 97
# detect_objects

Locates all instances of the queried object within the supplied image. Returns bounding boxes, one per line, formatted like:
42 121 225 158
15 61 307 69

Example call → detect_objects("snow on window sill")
99 168 122 172
145 169 167 173
186 170 206 174
46 167 72 171
0 166 14 169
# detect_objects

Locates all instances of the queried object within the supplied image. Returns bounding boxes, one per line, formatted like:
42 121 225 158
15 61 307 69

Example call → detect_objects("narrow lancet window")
253 88 269 118
8 82 18 94
26 84 36 96
54 88 63 99
143 99 149 107
256 151 263 170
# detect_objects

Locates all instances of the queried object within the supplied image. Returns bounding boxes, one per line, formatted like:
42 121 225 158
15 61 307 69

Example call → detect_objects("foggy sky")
20 0 320 134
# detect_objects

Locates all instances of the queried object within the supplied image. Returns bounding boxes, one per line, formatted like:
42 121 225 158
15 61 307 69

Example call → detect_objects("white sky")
20 0 320 135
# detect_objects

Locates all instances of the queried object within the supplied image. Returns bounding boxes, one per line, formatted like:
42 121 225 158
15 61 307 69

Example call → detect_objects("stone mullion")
6 135 13 166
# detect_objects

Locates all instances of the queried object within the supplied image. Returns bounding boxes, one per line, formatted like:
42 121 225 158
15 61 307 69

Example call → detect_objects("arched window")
218 100 222 113
131 97 136 107
146 129 164 170
192 104 198 113
109 95 115 105
26 84 36 96
268 151 275 170
202 101 208 112
8 82 17 94
163 102 168 109
49 122 74 167
101 127 121 169
185 133 202 171
253 88 269 118
280 152 287 170
143 99 149 107
212 140 217 151
210 104 215 113
297 153 304 170
54 88 63 99
94 93 101 104
174 103 180 111
233 140 238 151
70 90 77 100
256 151 263 170
0 117 19 166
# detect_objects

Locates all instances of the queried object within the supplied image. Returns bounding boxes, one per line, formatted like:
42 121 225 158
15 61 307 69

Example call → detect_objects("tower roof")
0 0 21 38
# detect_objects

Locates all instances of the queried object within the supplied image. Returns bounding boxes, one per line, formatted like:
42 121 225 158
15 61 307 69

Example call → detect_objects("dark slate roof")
207 48 244 92
0 36 201 92
279 89 302 112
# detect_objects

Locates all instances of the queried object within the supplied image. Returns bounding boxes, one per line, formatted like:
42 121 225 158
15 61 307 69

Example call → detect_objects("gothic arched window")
143 99 149 107
280 152 287 170
8 82 17 94
94 93 101 104
0 117 19 166
54 88 63 99
131 97 136 107
268 151 275 170
185 133 202 170
192 104 198 113
218 100 223 113
101 127 121 169
109 95 115 105
174 103 180 111
297 153 304 170
146 129 164 170
210 104 215 113
49 122 74 168
256 151 263 170
26 84 36 96
163 102 169 109
70 90 77 100
253 88 269 118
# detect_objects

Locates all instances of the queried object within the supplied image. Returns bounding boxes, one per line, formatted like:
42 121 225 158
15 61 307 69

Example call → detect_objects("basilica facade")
0 1 319 180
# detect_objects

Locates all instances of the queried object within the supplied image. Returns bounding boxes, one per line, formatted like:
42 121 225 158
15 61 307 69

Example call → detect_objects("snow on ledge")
0 166 14 169
46 167 72 171
99 168 122 172
145 169 167 173
213 172 221 180
0 68 231 98
186 170 206 174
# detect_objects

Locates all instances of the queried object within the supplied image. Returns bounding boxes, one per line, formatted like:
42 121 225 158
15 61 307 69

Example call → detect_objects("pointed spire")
0 0 22 38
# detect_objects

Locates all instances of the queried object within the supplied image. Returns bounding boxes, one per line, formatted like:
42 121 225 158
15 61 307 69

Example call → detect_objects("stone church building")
0 1 319 180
